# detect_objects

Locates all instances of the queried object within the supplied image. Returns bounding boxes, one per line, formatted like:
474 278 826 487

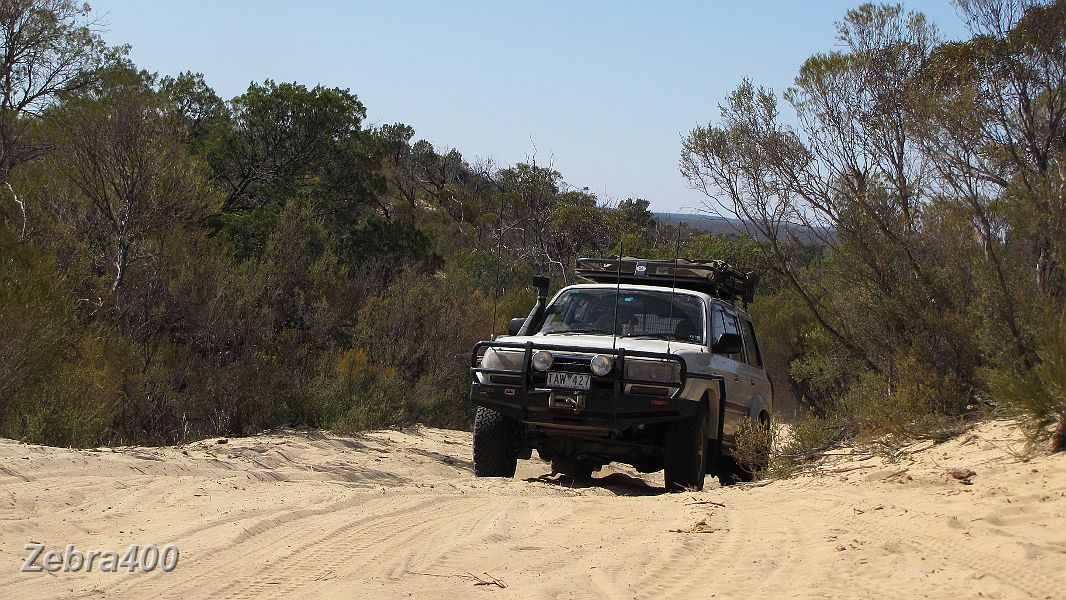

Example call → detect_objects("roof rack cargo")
574 256 757 307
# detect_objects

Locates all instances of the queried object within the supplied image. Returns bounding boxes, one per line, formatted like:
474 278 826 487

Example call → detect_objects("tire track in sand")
204 496 495 599
105 495 438 598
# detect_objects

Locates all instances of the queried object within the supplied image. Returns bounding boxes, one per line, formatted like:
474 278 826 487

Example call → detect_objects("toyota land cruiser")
469 257 772 490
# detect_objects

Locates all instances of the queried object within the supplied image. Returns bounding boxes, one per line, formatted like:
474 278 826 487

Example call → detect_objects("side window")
740 318 762 368
717 307 743 363
711 306 725 343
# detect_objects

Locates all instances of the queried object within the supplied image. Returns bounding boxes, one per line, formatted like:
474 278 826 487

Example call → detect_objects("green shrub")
993 309 1066 452
732 417 774 477
0 226 129 447
306 267 491 434
4 332 131 447
837 354 963 441
310 350 410 432
755 410 843 478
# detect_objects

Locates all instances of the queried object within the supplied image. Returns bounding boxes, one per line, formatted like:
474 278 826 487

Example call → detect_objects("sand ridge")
1 420 1063 599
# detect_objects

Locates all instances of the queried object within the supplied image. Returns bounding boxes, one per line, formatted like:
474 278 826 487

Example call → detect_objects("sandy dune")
1 420 1064 599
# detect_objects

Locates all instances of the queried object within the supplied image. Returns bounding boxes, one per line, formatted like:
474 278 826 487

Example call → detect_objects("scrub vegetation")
1 0 1063 453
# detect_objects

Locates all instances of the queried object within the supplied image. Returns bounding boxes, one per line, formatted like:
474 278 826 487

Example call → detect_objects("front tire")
473 406 519 477
663 403 708 491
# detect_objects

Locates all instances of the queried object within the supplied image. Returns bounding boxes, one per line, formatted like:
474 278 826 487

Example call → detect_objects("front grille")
532 355 615 390
489 375 524 385
550 357 591 373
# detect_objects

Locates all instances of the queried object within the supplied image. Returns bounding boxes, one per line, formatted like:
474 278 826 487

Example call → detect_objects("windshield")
535 288 706 344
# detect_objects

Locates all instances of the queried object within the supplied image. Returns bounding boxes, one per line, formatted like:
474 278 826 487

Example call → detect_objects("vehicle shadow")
524 471 667 496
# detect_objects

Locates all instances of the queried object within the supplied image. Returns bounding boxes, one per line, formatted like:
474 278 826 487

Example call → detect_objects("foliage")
682 0 1066 446
4 0 1066 454
992 309 1066 451
0 0 123 182
731 417 774 476
0 218 128 446
760 410 846 479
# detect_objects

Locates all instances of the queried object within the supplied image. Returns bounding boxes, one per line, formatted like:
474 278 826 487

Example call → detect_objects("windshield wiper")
630 334 703 343
548 328 611 335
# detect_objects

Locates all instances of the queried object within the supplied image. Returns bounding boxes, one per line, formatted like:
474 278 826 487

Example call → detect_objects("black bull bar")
469 340 726 430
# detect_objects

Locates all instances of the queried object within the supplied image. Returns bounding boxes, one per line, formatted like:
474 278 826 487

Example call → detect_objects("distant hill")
654 212 744 236
653 212 833 245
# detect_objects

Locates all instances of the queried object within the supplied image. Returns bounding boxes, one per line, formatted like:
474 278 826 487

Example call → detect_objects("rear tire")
717 414 771 485
663 404 708 492
715 455 751 486
473 406 519 477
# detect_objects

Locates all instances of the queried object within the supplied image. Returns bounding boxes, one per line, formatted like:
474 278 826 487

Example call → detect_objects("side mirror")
712 332 743 355
507 317 526 336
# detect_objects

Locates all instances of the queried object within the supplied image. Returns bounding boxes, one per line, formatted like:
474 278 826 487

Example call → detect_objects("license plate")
546 371 591 391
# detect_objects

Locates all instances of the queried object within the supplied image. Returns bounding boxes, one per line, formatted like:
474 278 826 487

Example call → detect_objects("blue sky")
90 1 969 212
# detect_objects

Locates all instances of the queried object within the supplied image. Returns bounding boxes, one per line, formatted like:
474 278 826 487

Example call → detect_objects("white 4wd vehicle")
469 258 773 491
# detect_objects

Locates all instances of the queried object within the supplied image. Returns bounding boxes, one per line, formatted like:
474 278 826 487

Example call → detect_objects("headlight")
624 360 680 383
532 350 554 371
590 354 613 376
482 348 525 371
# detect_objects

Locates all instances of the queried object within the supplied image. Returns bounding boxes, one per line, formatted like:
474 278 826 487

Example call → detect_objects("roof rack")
574 256 757 307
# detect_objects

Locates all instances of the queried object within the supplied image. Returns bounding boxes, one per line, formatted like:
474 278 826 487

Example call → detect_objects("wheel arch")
698 378 726 441
749 393 771 423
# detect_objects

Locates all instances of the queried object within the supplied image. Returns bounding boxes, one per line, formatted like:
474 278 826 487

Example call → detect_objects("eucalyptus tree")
44 67 205 295
916 0 1066 304
208 80 367 215
682 3 992 412
0 0 118 239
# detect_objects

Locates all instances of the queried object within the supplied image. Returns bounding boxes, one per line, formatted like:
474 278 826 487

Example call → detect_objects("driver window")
711 306 725 342
717 307 744 362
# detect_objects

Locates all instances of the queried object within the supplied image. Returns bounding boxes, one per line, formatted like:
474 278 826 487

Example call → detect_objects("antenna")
489 191 504 340
667 220 683 354
611 236 623 350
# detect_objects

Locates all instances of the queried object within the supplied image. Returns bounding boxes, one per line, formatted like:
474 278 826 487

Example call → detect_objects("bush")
309 349 409 432
742 409 843 479
0 226 129 446
307 267 492 433
837 354 964 441
994 309 1066 452
732 417 774 477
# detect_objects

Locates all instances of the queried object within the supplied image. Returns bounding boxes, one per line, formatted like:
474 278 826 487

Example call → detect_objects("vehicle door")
710 304 748 437
735 314 770 418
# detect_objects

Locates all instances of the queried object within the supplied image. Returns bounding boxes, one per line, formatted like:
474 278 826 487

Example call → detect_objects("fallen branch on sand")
686 500 726 507
735 480 773 488
408 571 508 589
819 464 877 474
670 519 725 534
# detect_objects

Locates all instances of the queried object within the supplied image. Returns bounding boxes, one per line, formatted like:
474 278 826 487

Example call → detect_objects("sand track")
1 421 1063 599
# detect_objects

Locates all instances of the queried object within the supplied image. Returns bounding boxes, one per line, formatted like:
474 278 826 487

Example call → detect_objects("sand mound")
1 420 1063 599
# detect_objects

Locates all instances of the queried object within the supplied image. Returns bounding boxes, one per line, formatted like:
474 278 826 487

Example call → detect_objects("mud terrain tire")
663 404 708 491
473 406 519 477
715 455 750 486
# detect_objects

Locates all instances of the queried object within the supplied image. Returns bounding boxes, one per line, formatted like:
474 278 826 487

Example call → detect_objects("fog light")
590 354 613 376
532 350 554 371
